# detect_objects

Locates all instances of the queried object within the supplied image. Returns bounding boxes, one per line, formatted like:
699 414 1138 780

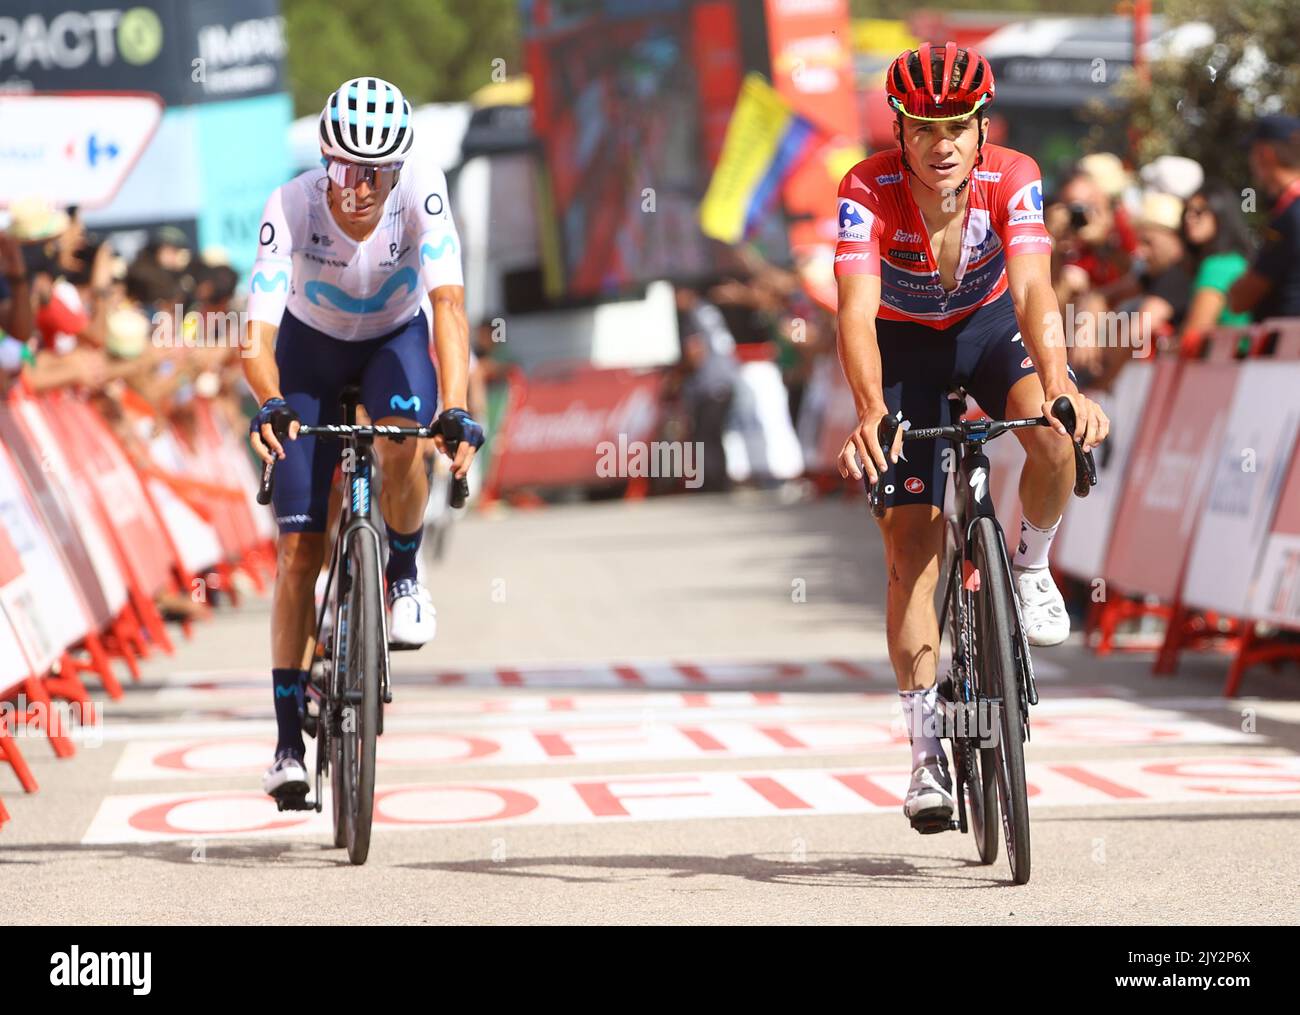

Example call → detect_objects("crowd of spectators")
1044 114 1300 389
0 197 250 618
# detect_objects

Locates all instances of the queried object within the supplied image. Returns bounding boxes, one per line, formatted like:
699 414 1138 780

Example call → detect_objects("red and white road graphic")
150 656 1066 697
108 698 1258 780
82 755 1300 844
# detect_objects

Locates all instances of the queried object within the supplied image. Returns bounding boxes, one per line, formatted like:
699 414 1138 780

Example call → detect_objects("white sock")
900 687 943 769
1013 515 1061 571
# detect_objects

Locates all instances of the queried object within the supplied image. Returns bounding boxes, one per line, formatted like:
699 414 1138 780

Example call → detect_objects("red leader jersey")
833 144 1053 329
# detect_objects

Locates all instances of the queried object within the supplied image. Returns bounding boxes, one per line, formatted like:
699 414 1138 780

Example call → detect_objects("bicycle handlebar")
869 394 1097 518
256 421 470 509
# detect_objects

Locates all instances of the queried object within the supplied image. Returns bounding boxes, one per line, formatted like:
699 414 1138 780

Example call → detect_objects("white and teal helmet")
319 76 414 165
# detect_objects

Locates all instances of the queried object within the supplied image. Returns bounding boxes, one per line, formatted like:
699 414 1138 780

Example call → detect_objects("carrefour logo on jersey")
838 199 873 242
1007 180 1045 225
0 7 164 73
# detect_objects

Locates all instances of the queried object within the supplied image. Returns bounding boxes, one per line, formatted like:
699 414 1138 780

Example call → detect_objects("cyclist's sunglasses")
324 158 403 190
889 95 990 122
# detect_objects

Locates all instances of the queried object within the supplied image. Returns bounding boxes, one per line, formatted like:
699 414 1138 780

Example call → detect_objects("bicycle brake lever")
1074 444 1098 498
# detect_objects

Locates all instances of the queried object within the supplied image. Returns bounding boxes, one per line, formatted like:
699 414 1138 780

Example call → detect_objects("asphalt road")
3 490 1300 924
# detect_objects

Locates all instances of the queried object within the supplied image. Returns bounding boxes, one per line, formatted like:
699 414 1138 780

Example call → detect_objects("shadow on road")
394 850 1010 888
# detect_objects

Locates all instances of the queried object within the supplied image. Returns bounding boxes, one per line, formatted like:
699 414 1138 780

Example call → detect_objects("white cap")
1139 155 1204 200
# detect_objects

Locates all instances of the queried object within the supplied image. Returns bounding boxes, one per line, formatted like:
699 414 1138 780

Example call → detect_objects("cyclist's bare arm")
1006 251 1109 451
836 272 900 482
429 283 476 477
242 318 295 462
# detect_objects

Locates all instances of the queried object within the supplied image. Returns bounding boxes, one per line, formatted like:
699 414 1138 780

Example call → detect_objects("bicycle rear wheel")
338 530 381 865
970 517 1031 885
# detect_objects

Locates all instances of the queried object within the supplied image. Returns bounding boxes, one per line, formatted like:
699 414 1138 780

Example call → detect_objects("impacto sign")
0 1 285 105
0 92 163 209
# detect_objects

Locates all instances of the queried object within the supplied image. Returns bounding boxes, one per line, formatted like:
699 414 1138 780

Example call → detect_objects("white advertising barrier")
1182 361 1300 620
1052 363 1156 580
0 92 164 210
0 443 86 677
724 360 805 482
147 429 225 570
1249 444 1300 628
144 479 223 578
0 503 35 685
14 398 128 621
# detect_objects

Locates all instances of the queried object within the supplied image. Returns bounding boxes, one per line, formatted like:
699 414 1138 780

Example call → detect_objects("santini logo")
50 947 151 995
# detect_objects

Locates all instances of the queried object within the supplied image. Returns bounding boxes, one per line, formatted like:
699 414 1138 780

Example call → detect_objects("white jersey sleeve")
403 164 464 293
248 185 296 327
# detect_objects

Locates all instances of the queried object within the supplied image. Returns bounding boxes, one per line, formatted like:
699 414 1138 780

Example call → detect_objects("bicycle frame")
928 404 1041 718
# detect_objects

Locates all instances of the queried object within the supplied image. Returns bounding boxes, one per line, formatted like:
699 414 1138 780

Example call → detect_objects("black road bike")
870 394 1096 885
256 386 468 865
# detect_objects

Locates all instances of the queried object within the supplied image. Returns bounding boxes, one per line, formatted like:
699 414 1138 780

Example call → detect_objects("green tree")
281 0 522 115
1105 0 1300 188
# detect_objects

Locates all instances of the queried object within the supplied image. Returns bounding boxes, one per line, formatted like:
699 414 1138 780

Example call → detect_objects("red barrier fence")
0 383 273 828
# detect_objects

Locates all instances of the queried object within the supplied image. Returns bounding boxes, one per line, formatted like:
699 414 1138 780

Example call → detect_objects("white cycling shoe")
263 749 309 801
387 577 437 648
904 752 955 834
1014 565 1070 647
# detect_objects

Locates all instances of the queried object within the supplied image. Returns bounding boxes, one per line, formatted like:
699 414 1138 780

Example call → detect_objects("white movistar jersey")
247 162 463 341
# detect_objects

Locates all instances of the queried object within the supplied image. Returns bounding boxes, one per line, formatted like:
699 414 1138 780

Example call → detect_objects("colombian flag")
699 74 821 244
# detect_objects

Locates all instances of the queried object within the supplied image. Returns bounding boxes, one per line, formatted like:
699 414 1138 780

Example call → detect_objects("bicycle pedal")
909 809 954 835
273 791 313 812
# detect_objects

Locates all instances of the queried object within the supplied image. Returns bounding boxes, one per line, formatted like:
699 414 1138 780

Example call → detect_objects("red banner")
491 367 663 491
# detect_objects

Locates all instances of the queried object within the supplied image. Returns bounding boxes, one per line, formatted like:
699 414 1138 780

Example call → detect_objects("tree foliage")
1104 0 1300 188
280 0 522 115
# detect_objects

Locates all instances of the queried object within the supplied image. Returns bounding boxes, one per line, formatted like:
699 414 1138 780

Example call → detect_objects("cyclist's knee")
372 417 421 474
277 532 326 581
878 507 943 578
1020 424 1073 471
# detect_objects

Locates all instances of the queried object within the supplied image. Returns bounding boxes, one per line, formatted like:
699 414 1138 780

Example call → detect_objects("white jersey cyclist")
250 77 485 807
246 160 463 341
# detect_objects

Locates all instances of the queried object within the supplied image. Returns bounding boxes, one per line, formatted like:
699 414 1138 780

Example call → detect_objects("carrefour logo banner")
0 92 163 209
0 0 285 105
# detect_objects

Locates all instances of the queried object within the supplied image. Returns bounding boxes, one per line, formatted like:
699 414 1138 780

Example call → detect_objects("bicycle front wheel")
971 517 1031 885
339 529 382 865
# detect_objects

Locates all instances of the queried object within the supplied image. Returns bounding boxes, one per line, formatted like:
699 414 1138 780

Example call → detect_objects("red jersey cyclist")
833 44 1110 832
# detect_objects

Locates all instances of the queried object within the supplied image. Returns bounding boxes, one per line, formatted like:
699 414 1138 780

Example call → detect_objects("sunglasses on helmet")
325 158 403 190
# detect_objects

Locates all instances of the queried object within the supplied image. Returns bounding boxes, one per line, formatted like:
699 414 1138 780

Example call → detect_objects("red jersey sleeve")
993 153 1053 259
833 164 886 278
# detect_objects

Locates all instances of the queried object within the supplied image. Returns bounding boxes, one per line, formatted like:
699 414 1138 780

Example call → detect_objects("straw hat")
6 196 70 242
1135 190 1185 232
1077 153 1134 199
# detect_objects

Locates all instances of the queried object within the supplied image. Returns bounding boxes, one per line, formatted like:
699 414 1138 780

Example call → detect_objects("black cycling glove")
249 397 300 440
436 407 485 450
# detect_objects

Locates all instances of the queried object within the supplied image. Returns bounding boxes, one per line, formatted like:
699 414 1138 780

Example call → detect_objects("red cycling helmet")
885 42 995 121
